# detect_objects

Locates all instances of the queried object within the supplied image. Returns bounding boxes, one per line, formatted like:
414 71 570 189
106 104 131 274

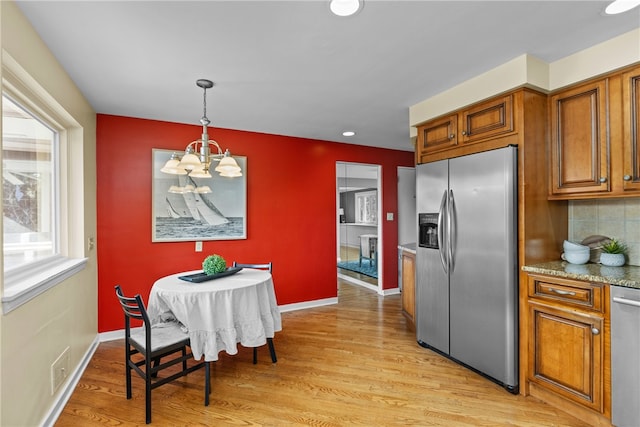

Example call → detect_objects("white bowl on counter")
563 240 590 252
562 250 590 265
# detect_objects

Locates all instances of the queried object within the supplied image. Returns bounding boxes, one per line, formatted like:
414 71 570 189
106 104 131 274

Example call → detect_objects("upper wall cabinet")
549 80 609 197
416 94 515 162
548 63 640 200
460 94 514 143
622 66 640 193
416 114 458 154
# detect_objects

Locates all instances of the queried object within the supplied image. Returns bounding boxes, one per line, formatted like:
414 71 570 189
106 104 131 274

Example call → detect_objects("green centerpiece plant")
203 254 227 275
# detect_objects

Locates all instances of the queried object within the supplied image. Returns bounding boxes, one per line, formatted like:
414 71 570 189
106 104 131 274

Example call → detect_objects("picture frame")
152 149 247 242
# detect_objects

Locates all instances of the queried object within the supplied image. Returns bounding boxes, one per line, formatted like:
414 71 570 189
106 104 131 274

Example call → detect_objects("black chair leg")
125 351 132 399
267 338 277 363
253 347 258 364
151 357 160 378
145 360 152 424
204 361 211 406
182 347 187 371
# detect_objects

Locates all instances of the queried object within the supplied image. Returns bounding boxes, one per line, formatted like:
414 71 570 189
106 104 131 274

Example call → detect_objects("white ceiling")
15 1 640 152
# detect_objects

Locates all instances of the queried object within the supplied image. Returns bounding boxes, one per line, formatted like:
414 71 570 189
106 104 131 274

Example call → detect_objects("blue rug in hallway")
337 259 378 279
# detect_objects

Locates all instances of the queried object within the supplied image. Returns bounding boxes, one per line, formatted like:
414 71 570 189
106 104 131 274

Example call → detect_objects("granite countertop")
522 261 640 289
398 243 416 254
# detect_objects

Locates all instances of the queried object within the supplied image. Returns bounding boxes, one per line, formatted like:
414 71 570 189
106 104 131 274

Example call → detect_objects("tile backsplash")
569 198 640 266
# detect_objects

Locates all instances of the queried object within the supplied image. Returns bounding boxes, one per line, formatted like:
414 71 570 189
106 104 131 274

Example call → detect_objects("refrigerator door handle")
437 190 448 274
448 189 456 273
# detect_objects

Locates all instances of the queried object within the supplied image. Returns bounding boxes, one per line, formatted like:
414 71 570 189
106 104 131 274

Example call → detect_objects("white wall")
0 2 97 425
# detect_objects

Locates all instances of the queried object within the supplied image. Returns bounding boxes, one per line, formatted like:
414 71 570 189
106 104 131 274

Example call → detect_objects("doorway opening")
336 162 382 294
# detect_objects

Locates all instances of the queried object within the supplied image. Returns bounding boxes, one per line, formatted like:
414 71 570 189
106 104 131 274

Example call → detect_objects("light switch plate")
195 241 203 252
386 212 394 221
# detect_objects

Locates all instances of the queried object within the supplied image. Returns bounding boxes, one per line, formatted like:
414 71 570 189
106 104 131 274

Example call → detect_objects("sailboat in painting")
164 175 229 226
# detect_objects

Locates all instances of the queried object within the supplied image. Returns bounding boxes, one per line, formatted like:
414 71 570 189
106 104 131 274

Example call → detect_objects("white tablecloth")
147 268 282 362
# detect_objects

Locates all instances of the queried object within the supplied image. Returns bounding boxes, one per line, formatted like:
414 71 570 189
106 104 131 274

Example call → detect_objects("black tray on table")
178 267 243 283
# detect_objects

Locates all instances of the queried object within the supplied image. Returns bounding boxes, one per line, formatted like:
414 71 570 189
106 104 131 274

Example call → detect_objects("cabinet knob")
461 130 467 136
599 177 607 183
449 134 455 140
624 175 632 181
592 327 600 335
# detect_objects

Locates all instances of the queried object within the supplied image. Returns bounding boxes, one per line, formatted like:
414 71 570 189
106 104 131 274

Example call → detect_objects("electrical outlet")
195 241 203 252
51 347 70 395
87 237 95 251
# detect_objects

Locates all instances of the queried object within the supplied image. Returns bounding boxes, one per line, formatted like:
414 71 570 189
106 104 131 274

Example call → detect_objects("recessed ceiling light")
330 0 362 17
342 131 356 137
605 0 640 14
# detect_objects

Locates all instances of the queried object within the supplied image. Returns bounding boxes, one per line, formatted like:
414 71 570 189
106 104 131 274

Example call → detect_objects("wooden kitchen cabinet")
549 79 609 197
401 250 415 331
525 273 610 424
622 65 640 193
415 114 458 154
549 62 640 199
416 93 515 162
460 94 514 143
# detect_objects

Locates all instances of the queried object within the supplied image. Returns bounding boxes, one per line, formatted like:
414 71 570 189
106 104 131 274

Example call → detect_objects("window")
2 94 58 271
1 58 87 314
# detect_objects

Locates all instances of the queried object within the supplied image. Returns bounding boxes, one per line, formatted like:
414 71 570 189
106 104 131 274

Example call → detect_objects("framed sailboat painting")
152 149 247 242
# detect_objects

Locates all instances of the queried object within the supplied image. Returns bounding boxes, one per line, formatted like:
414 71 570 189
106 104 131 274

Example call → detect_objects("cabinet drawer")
528 275 603 312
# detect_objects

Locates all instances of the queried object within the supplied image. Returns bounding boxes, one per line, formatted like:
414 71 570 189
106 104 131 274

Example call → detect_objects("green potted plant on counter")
599 238 627 267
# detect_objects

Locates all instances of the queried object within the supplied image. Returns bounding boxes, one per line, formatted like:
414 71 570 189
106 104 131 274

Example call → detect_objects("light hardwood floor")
55 282 591 426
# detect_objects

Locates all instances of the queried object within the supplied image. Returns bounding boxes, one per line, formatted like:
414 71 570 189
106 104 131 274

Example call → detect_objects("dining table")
146 268 282 362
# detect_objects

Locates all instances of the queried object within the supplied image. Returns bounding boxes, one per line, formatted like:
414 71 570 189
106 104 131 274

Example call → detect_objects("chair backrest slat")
115 285 151 324
232 261 273 273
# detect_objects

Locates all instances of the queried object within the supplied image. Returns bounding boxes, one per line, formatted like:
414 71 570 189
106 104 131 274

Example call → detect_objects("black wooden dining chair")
114 285 211 424
231 262 278 364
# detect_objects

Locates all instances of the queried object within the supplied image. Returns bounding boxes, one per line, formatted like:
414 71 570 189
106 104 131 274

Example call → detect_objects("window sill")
2 256 88 314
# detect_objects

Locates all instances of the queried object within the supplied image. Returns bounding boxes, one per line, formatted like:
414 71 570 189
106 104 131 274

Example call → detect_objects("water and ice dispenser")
418 213 439 249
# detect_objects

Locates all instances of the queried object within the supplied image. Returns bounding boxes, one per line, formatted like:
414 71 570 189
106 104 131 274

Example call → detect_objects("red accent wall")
97 114 414 332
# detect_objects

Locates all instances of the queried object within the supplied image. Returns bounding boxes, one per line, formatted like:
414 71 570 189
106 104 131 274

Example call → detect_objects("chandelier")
161 79 242 178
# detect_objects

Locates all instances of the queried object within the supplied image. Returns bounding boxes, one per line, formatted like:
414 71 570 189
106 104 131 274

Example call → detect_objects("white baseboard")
278 298 338 312
382 287 400 296
338 273 379 293
338 273 400 296
40 334 100 427
99 326 144 342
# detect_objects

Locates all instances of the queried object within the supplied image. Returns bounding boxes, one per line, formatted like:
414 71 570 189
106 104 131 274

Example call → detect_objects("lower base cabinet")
401 250 415 331
525 273 610 424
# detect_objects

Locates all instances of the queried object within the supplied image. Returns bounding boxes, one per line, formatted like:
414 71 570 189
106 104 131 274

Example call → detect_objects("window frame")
1 56 87 314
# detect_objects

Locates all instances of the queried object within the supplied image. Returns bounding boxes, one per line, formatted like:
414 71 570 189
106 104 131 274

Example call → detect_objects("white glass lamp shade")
194 185 212 194
189 168 213 178
161 158 188 175
178 152 202 170
214 150 241 175
219 169 243 178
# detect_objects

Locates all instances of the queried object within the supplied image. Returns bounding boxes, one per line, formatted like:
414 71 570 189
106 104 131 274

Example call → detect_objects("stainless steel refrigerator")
416 146 518 392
